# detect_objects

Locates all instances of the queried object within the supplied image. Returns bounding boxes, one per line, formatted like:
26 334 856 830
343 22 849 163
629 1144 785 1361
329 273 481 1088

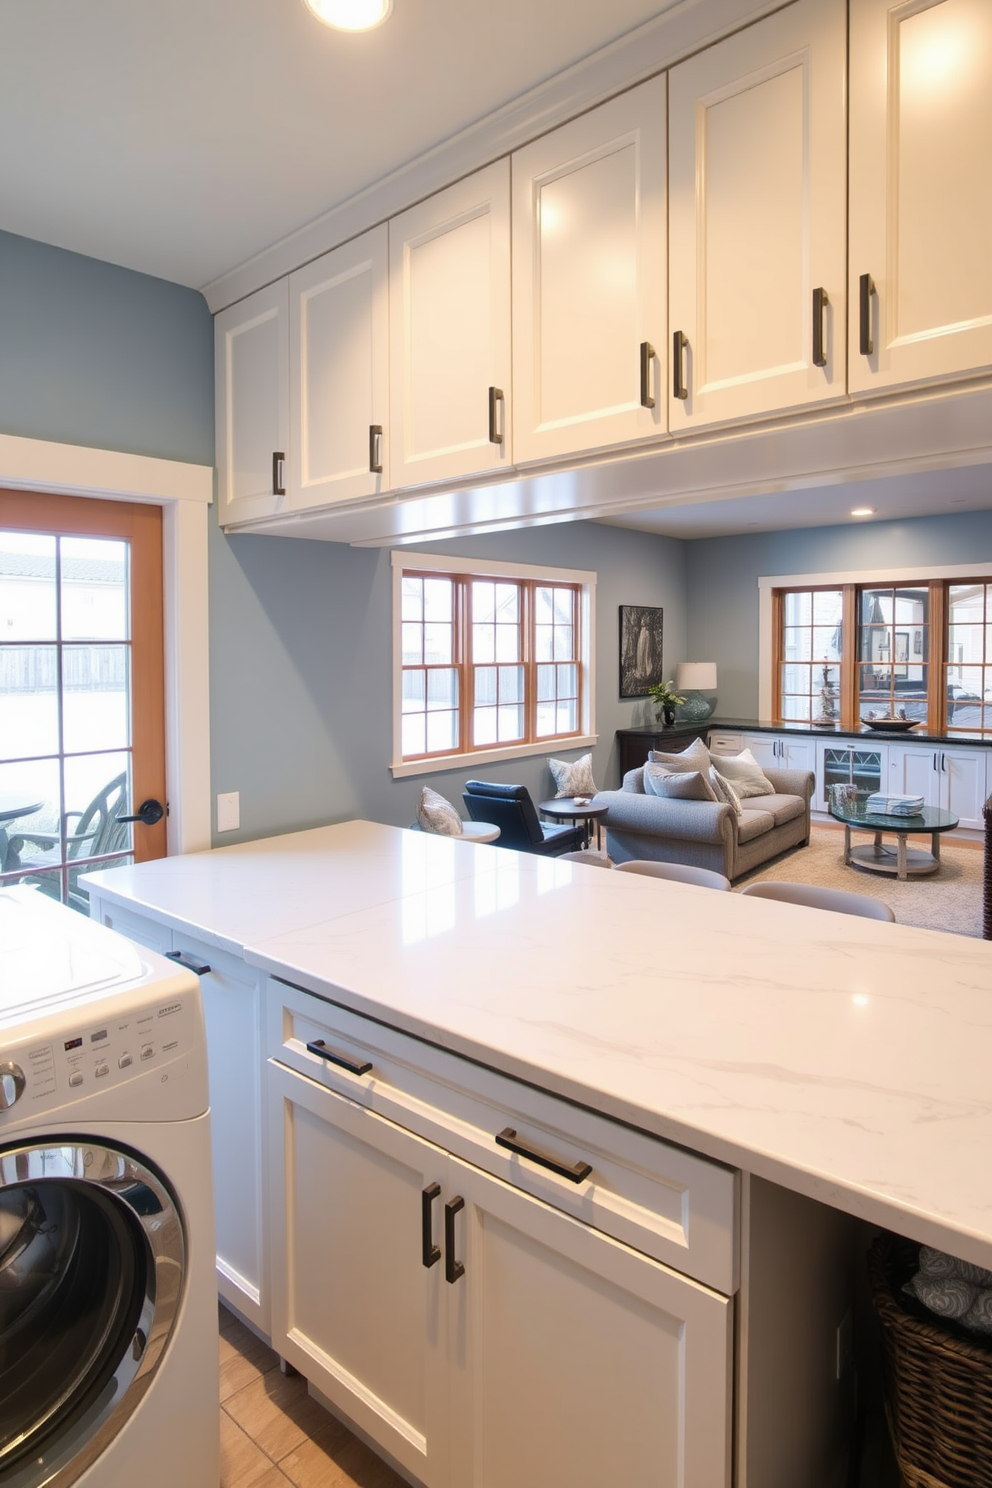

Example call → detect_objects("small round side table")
537 799 609 850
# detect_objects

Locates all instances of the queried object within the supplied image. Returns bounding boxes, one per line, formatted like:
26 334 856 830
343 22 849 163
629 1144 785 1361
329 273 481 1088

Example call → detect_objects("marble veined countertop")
85 822 992 1269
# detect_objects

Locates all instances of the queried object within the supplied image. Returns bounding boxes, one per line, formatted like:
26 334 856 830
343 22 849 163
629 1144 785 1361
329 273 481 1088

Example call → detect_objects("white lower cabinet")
889 742 989 829
731 731 817 777
85 898 270 1334
267 979 734 1488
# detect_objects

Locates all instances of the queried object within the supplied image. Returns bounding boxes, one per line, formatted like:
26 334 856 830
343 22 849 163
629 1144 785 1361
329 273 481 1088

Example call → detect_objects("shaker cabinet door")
268 1063 449 1488
511 74 667 465
668 0 847 431
445 1156 732 1488
389 161 512 488
215 280 290 525
289 225 389 509
848 0 992 394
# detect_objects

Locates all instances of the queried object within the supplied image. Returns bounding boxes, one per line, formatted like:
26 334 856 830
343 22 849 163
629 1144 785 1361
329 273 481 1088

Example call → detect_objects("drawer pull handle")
444 1196 465 1283
859 272 875 356
305 1039 373 1077
672 330 688 401
165 950 211 977
812 286 828 368
639 340 656 409
422 1183 441 1269
495 1127 592 1184
272 451 285 496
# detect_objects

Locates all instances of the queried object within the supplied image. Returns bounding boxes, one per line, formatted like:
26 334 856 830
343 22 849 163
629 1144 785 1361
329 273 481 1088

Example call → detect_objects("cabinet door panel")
849 0 992 393
268 1063 447 1486
215 281 290 525
290 227 388 509
940 748 987 828
888 743 940 806
390 162 511 487
668 0 847 429
447 1158 731 1488
512 76 667 463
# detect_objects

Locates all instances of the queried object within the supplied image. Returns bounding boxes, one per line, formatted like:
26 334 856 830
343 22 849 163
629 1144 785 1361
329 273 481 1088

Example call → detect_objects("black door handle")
422 1183 441 1268
305 1039 373 1077
859 273 875 356
444 1196 464 1283
272 451 285 496
812 287 828 368
117 799 165 826
165 950 211 977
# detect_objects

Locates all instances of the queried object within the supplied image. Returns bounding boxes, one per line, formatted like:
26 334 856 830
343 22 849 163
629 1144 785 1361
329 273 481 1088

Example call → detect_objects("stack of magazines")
865 793 925 816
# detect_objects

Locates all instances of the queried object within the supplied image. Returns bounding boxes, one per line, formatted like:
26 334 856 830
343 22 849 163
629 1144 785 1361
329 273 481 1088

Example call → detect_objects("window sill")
390 734 598 780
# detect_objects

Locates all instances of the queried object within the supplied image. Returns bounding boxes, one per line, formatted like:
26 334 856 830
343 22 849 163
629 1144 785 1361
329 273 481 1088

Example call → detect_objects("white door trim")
0 432 214 855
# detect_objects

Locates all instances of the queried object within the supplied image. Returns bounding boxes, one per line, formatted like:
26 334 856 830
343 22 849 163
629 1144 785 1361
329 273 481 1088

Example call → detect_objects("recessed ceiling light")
850 507 876 517
302 0 392 31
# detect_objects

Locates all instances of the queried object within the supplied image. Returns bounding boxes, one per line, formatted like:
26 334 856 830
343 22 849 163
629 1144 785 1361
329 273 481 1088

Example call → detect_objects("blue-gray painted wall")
687 512 992 717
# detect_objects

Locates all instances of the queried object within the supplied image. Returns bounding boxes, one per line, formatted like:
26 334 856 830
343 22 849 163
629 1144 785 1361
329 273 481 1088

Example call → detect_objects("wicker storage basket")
869 1234 992 1488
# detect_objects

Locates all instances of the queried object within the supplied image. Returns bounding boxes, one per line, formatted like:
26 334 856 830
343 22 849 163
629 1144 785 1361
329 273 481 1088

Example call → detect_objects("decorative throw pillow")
643 764 717 802
647 737 711 775
417 786 463 836
708 765 743 816
549 752 597 799
713 747 775 799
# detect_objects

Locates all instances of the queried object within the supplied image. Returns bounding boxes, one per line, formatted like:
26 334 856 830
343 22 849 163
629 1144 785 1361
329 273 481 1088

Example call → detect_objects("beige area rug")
734 825 985 938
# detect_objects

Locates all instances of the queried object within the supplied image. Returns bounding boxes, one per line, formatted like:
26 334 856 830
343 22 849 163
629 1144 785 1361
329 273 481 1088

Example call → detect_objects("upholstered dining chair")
613 860 731 891
462 782 584 857
739 880 895 922
558 850 612 868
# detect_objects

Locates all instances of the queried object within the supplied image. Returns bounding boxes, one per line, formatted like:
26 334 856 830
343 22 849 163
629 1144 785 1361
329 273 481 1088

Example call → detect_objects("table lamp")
676 662 718 722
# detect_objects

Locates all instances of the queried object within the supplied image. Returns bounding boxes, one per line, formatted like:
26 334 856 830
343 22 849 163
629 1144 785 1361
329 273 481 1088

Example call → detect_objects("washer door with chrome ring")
0 1140 185 1488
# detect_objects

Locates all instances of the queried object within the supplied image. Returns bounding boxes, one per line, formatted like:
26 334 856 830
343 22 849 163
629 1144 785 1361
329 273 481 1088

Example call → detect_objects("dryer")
0 887 219 1488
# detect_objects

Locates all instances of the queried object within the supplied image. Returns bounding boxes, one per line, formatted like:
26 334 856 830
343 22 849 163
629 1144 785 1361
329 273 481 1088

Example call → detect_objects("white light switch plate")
216 792 240 833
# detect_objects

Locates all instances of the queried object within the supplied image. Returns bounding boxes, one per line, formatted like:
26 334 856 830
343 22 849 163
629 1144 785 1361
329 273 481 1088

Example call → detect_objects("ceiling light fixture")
850 506 876 517
301 0 392 31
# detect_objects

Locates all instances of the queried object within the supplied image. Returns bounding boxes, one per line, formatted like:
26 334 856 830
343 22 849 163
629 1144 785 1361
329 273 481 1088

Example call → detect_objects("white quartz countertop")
85 822 992 1269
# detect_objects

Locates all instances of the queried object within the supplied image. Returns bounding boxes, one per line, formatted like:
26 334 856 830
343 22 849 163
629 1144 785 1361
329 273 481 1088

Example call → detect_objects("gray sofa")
595 765 815 882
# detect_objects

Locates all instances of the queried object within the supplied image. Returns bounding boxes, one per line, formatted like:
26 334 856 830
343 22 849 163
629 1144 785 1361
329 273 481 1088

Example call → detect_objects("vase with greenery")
647 680 685 728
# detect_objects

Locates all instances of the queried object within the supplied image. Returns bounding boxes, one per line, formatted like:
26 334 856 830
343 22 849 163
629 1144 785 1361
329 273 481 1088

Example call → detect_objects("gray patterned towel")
909 1274 977 1319
964 1290 992 1335
906 1246 992 1331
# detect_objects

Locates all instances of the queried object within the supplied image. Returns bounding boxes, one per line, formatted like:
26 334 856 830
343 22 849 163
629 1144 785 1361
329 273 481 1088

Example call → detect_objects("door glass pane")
0 532 57 640
62 754 132 863
1 647 59 761
62 645 130 755
60 538 128 641
0 758 60 881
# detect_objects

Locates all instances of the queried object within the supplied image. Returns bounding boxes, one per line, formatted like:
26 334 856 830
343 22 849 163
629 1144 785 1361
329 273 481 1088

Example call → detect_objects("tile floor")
219 1304 406 1488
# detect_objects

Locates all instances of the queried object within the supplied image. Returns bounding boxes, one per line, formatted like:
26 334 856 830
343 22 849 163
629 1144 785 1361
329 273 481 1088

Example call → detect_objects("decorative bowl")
862 717 920 732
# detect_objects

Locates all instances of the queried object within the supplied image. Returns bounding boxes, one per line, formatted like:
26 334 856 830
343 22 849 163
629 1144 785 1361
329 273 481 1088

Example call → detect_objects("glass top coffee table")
828 800 959 880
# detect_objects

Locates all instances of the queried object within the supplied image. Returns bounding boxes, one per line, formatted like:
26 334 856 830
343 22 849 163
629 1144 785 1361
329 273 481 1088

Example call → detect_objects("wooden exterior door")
0 490 166 910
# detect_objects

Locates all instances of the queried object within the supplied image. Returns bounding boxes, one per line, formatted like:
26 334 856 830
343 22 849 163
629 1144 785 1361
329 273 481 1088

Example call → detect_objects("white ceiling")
598 461 992 539
0 0 668 289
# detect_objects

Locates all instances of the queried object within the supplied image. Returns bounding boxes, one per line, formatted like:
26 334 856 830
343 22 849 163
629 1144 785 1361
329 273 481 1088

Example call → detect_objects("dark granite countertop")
616 718 992 748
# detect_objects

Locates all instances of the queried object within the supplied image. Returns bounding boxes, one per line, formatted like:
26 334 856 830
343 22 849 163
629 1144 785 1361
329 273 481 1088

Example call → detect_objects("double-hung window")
392 553 595 776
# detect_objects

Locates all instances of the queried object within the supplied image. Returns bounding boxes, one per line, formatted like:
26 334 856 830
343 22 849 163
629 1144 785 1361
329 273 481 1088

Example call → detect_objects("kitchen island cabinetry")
848 0 992 396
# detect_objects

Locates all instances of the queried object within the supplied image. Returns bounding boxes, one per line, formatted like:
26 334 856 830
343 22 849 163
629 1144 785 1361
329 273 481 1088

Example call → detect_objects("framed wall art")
619 605 665 698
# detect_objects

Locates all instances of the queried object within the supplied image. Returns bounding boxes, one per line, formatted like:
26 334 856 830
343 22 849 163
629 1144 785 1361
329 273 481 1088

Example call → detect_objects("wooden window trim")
400 570 582 764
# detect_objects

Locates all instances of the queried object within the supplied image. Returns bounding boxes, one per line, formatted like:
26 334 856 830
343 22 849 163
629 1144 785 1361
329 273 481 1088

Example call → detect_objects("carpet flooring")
734 824 984 937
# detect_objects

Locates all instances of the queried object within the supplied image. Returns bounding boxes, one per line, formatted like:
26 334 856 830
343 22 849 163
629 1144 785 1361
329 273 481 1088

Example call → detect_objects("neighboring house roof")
0 553 124 584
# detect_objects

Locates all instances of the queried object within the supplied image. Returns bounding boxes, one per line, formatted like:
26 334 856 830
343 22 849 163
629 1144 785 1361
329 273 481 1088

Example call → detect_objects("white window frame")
759 559 992 719
391 550 597 779
0 432 213 854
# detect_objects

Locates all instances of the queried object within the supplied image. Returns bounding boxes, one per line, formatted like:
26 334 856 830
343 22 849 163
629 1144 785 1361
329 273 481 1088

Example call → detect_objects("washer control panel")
0 994 198 1115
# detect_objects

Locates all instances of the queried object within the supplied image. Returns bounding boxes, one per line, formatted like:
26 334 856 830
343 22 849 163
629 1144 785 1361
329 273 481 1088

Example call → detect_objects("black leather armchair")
462 782 584 856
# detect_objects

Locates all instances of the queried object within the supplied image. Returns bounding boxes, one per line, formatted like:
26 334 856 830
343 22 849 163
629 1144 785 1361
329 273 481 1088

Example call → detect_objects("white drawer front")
267 977 738 1295
708 732 743 756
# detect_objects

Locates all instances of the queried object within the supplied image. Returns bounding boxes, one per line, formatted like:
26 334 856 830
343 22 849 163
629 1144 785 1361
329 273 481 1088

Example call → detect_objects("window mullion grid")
840 585 856 730
523 580 535 746
928 581 944 733
457 576 471 757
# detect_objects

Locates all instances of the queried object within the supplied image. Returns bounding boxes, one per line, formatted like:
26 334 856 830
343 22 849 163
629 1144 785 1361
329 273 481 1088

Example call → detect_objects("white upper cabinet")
389 162 512 489
215 280 290 525
849 0 992 394
511 76 667 465
668 0 847 431
289 226 389 509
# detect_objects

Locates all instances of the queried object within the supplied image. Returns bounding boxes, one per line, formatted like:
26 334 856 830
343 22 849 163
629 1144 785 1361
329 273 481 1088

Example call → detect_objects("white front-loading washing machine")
0 887 219 1488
